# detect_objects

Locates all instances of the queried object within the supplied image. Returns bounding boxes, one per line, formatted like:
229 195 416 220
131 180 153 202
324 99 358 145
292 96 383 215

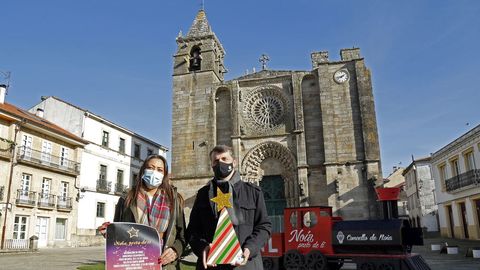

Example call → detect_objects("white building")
30 96 168 246
403 157 438 232
431 124 480 240
1 87 87 249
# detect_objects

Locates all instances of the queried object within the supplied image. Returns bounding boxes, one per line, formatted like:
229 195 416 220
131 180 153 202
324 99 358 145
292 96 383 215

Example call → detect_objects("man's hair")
209 145 235 159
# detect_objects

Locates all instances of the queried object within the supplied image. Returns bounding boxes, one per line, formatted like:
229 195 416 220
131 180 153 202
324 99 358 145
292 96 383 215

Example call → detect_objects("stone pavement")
0 245 105 270
0 237 479 270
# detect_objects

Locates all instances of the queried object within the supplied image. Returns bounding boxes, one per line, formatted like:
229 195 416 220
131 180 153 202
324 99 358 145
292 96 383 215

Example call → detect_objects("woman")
100 155 186 270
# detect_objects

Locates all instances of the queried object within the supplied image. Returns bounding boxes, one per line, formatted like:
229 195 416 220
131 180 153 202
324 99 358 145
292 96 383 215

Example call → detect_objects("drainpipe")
1 121 22 249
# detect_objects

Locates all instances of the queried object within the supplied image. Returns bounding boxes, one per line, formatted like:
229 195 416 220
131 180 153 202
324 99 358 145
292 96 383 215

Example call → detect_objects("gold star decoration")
210 187 232 211
127 227 139 238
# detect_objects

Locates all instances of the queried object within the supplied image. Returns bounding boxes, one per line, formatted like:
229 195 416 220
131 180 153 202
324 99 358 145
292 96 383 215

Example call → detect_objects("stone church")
171 9 383 225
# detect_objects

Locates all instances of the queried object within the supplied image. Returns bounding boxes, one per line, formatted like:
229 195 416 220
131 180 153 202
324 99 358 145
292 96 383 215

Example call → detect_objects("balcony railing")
17 146 80 175
0 139 13 159
97 179 112 193
445 169 480 192
37 193 56 209
16 190 36 206
57 196 73 211
114 182 128 195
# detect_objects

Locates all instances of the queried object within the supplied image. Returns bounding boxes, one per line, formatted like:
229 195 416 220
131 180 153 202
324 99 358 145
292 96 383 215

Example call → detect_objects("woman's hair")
125 155 183 211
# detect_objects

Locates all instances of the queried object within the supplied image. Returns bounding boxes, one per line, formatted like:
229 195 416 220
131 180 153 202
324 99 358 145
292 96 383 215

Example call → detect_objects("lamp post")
1 122 21 249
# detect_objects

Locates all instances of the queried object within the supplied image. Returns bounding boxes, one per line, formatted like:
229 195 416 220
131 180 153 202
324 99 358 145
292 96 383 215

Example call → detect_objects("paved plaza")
0 237 479 270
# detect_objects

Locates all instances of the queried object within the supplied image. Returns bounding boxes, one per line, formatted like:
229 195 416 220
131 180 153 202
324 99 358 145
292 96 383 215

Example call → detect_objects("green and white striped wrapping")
207 208 243 266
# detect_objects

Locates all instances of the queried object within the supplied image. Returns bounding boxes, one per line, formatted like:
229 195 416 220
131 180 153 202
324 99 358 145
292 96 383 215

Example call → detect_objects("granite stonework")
171 10 382 220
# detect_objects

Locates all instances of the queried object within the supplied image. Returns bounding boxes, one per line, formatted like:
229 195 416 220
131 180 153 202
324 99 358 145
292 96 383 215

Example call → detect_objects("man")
187 145 272 270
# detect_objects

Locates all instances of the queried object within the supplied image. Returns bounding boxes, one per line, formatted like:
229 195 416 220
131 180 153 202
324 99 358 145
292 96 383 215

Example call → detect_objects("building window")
40 178 51 204
450 157 460 177
21 173 31 192
41 140 52 163
117 170 124 185
96 202 105 218
134 143 141 159
41 178 51 195
60 147 70 167
99 165 107 180
55 218 67 240
21 135 33 158
119 138 126 154
102 131 109 147
438 163 447 190
147 148 153 157
13 216 28 240
464 150 475 171
60 181 69 199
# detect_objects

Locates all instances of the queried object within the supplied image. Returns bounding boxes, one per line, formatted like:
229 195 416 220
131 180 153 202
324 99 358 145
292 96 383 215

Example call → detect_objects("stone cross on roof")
259 54 270 70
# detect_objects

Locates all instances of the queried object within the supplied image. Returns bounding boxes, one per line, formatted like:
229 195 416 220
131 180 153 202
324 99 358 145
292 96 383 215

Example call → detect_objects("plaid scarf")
136 188 170 233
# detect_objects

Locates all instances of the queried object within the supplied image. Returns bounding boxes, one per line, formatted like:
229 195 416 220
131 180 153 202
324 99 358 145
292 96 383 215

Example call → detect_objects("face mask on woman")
142 169 164 189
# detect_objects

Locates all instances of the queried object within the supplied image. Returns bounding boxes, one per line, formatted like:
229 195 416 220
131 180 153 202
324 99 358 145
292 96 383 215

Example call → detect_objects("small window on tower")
189 46 202 71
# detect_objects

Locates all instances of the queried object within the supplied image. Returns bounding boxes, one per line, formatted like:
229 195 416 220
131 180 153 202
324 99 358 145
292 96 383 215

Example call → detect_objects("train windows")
303 211 318 228
289 211 298 228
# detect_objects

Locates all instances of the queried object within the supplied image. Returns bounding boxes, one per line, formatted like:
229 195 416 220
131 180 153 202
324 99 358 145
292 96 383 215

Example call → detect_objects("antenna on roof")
0 71 11 88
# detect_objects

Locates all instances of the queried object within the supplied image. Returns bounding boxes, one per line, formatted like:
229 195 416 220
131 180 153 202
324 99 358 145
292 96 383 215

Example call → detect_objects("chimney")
0 84 7 104
36 108 44 118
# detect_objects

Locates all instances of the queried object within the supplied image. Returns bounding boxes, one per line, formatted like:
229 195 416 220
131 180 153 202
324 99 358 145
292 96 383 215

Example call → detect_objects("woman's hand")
159 247 178 266
97 222 111 238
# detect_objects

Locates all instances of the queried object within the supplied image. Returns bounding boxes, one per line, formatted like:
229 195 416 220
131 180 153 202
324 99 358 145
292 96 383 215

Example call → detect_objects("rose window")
243 88 287 132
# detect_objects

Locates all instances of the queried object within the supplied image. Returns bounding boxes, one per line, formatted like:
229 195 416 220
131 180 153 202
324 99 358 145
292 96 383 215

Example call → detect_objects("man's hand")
159 248 178 265
202 244 215 269
97 222 111 238
233 248 250 266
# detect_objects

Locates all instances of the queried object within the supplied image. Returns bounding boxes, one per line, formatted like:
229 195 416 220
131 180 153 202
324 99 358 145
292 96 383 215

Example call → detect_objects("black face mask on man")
212 161 234 179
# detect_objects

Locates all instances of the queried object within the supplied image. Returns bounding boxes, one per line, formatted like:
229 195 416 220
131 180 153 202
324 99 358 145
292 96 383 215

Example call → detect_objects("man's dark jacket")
186 172 272 270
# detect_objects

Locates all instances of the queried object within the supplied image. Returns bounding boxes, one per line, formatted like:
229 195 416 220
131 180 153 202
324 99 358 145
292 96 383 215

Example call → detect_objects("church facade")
171 10 382 224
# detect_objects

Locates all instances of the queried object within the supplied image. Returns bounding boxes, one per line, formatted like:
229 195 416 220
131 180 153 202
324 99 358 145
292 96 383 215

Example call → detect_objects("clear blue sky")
2 0 479 177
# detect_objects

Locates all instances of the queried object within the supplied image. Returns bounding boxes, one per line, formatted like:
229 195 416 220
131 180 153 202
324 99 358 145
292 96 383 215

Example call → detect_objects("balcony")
37 193 56 209
0 139 13 159
445 169 480 193
15 190 36 207
57 196 73 211
16 146 80 175
114 182 128 195
97 179 112 193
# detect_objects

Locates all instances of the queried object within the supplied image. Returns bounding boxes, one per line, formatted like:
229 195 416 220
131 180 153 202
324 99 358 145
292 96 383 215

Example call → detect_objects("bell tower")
171 9 227 198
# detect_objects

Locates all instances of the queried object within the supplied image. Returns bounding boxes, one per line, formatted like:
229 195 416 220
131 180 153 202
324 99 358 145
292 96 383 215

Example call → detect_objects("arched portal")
241 141 298 232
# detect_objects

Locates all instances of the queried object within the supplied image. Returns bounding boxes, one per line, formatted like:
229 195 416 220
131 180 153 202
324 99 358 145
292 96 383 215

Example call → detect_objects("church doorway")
260 175 286 233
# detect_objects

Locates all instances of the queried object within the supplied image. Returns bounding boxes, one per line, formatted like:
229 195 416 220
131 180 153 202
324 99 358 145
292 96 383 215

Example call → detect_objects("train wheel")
358 262 376 270
377 263 394 270
305 250 326 270
283 250 304 270
263 257 274 270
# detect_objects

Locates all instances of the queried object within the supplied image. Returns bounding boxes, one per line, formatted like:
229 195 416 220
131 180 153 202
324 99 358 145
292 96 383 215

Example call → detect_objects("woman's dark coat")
114 188 186 270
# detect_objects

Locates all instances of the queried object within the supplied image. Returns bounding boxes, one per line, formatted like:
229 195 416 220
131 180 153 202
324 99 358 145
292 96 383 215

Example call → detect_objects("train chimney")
375 187 400 220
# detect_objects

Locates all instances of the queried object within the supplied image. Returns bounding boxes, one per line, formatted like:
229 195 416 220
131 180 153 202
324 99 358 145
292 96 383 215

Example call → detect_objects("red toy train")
260 188 431 270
